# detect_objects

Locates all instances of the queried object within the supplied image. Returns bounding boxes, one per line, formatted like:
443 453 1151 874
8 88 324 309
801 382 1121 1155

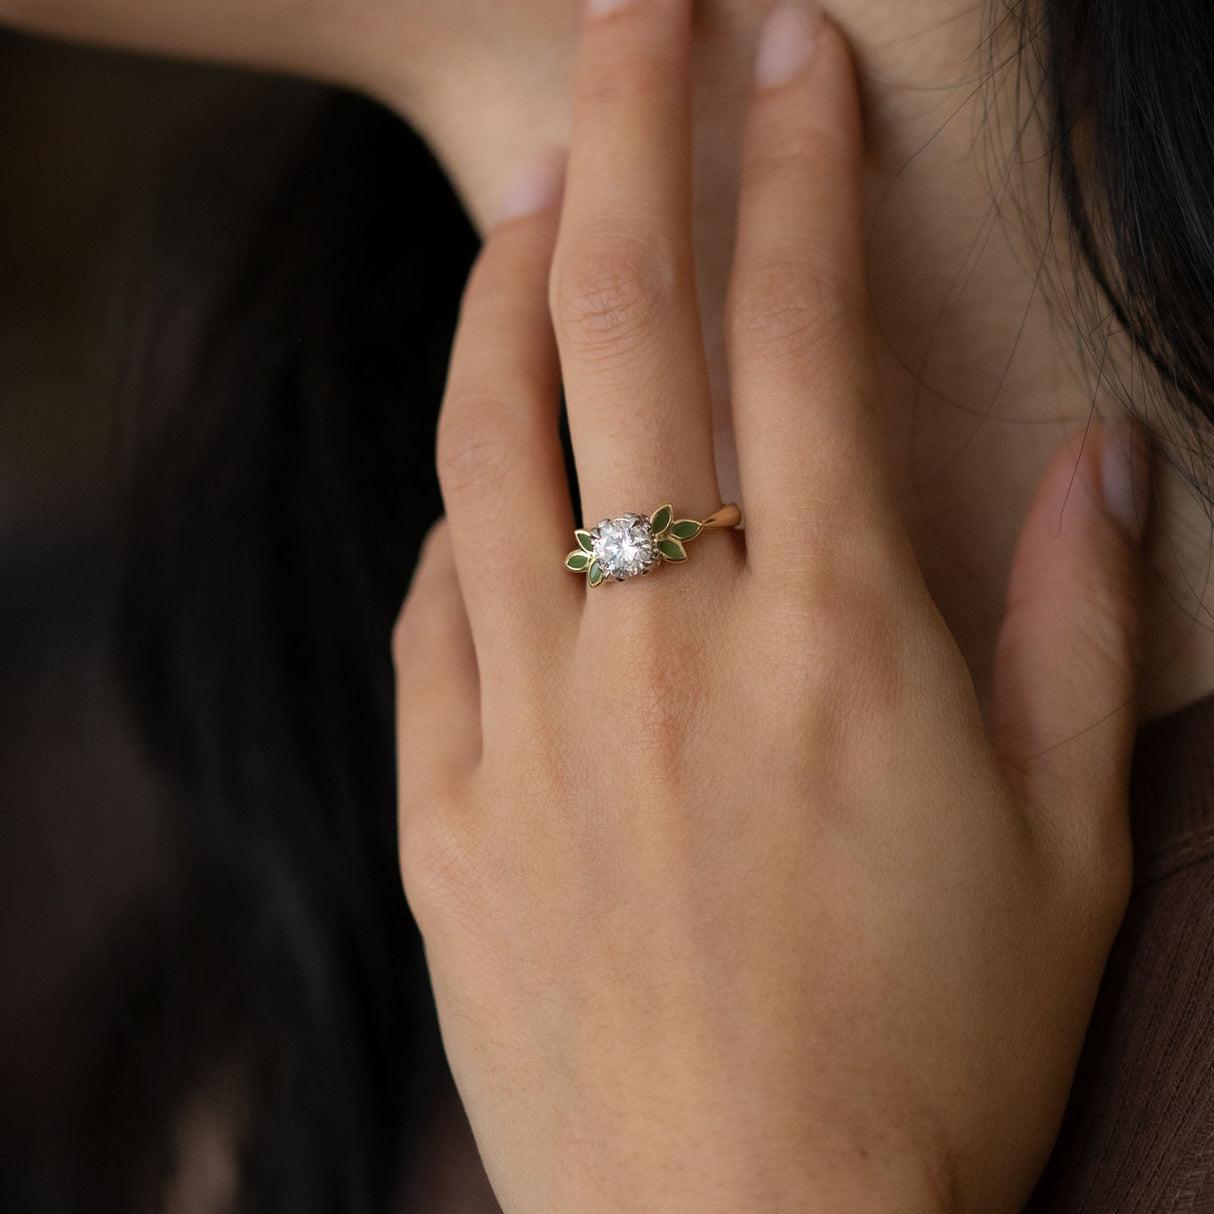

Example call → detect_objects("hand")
393 2 1150 1210
0 0 355 79
0 0 580 228
0 0 572 138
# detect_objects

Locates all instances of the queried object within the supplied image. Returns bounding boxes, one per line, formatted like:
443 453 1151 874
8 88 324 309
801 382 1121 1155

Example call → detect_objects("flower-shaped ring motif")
564 503 742 587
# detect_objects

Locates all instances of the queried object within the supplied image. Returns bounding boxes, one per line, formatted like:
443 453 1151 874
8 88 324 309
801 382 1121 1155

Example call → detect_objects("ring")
564 503 743 586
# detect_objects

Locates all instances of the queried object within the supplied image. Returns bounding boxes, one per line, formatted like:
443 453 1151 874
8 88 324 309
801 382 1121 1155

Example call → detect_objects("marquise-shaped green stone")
649 505 673 536
657 538 687 562
576 530 595 553
566 552 591 571
588 561 605 587
670 519 702 540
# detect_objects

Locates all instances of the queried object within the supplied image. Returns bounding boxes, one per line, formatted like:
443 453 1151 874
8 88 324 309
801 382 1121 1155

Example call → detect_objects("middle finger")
552 0 722 526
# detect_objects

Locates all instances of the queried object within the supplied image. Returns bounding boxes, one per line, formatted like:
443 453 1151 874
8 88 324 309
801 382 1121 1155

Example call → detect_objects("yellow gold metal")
698 504 743 532
565 502 743 586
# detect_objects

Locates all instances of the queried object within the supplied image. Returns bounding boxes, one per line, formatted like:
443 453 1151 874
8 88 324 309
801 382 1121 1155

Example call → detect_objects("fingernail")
497 149 567 224
755 4 826 88
1101 420 1152 544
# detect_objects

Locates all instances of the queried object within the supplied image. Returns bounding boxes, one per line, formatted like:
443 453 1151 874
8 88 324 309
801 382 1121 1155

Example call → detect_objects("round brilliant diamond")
591 513 661 581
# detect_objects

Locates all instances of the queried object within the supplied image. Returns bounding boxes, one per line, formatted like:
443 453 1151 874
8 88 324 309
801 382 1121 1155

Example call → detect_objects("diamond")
590 513 662 581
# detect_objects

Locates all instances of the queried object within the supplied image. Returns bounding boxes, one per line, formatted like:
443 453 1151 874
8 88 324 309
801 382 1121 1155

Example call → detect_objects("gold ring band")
564 503 743 587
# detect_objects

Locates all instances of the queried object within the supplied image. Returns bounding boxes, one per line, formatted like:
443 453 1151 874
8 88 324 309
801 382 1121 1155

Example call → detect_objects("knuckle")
580 619 708 765
435 392 519 498
553 228 675 359
747 118 859 192
819 607 905 712
748 563 909 706
579 51 663 115
628 652 702 751
729 252 856 364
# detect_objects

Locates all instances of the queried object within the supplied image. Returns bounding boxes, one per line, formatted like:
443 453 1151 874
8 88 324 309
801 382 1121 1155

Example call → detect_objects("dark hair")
15 89 477 1213
1039 0 1214 484
20 0 1214 1208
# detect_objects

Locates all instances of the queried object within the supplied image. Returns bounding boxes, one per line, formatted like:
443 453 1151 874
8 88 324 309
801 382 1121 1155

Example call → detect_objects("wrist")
357 18 576 234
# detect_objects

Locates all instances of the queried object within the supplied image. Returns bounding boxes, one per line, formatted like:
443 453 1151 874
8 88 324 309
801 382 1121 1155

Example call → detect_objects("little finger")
437 151 579 671
394 520 482 796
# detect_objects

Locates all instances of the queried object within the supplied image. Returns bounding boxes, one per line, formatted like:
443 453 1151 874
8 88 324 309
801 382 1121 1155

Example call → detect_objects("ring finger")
552 0 722 527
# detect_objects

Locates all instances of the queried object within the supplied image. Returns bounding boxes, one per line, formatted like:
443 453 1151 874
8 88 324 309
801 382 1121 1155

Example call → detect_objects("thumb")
991 422 1151 861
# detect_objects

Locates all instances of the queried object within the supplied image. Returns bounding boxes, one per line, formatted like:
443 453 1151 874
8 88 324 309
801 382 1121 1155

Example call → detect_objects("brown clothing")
1028 696 1214 1212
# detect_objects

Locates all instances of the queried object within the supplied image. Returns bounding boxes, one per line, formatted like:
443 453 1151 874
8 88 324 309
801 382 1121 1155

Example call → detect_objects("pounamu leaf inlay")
649 505 673 536
588 561 605 587
657 538 687 562
566 552 591 571
670 519 702 540
576 530 595 553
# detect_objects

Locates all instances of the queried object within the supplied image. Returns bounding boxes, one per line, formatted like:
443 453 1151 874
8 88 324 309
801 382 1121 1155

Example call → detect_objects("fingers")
728 8 905 577
437 151 580 668
991 424 1151 875
394 520 482 795
552 0 721 525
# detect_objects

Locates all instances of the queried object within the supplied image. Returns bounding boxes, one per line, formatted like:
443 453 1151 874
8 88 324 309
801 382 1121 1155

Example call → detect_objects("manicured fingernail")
1102 420 1152 544
756 4 826 88
497 149 567 223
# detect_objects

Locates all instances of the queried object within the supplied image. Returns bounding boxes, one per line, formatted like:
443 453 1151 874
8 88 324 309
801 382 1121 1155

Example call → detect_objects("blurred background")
0 32 306 1198
0 26 479 1212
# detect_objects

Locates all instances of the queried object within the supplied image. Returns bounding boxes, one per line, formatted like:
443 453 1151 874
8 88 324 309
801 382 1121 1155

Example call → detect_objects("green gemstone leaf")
657 538 687 562
565 552 591 571
576 530 595 553
649 505 673 536
670 519 702 541
588 561 605 587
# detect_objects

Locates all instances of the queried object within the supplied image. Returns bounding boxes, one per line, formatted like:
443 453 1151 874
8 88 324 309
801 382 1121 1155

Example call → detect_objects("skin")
394 1 1147 1208
3 0 1212 719
0 0 1208 1208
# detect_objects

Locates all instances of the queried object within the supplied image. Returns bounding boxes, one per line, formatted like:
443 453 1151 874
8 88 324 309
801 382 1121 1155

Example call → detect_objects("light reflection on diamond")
591 513 661 581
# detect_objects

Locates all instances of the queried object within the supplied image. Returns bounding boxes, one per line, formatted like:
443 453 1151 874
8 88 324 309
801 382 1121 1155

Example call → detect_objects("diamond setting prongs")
565 504 705 587
591 513 662 582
